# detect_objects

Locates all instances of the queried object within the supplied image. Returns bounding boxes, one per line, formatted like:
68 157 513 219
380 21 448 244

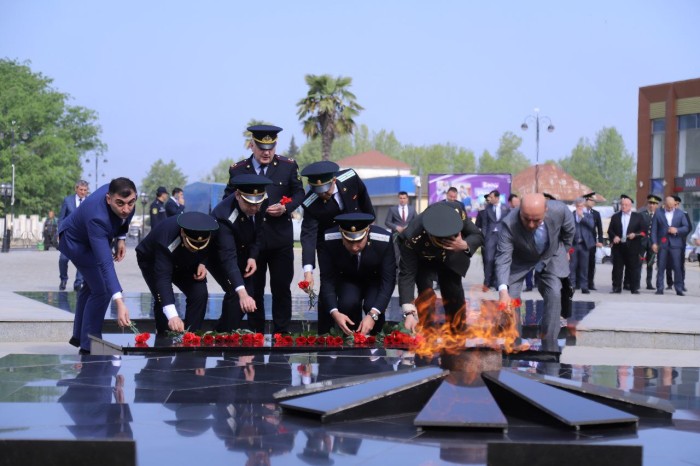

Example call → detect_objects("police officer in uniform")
300 161 375 334
150 186 169 231
398 202 483 333
583 192 604 290
224 125 304 333
319 213 396 336
209 175 271 333
136 211 219 335
640 193 661 290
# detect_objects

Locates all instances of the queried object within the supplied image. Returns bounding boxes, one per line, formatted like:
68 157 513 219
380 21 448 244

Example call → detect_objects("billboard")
427 173 512 217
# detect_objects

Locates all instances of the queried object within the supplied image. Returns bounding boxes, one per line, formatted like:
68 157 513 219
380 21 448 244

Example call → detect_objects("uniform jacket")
385 204 417 234
319 225 396 314
608 211 645 255
572 210 596 249
224 154 304 249
651 208 690 249
300 169 374 268
135 216 210 307
165 197 184 217
495 200 575 287
150 199 167 230
57 184 134 296
398 205 483 305
209 194 264 290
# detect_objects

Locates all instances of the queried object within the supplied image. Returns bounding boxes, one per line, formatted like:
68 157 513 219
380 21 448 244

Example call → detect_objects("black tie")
258 165 267 176
353 254 360 270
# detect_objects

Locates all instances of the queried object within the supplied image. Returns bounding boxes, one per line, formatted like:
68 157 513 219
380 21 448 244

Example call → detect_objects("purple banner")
428 173 512 217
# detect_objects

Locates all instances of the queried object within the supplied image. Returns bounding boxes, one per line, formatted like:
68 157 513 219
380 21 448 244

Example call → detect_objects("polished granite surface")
1 350 699 465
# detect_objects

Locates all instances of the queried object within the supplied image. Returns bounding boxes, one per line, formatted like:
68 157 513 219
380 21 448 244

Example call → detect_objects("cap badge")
261 135 274 144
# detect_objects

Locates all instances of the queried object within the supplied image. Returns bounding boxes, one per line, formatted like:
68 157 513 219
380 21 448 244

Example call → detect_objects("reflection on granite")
0 351 699 465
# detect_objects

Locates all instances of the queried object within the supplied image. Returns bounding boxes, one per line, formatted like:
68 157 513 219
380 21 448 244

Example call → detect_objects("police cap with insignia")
422 203 463 238
301 161 339 194
156 186 168 196
230 174 272 204
583 191 596 200
335 213 375 242
647 193 662 204
248 125 282 150
177 211 219 251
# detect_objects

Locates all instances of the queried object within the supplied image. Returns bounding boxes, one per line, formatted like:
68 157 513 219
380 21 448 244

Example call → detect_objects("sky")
1 0 699 191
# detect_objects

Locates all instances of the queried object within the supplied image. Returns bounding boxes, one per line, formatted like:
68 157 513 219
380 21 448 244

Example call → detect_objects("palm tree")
296 74 363 161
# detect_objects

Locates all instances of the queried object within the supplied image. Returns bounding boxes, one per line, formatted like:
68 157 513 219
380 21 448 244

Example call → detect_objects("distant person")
136 211 219 335
165 187 185 217
58 178 137 354
583 192 604 291
150 186 169 230
475 189 509 290
652 195 690 295
58 180 89 291
639 194 661 290
385 191 416 238
43 209 59 250
568 197 595 293
496 193 575 345
607 195 644 294
665 195 691 292
444 186 467 216
224 125 305 334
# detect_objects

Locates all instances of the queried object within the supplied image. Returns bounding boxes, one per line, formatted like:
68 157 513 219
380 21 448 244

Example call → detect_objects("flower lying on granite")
173 330 264 347
129 322 150 345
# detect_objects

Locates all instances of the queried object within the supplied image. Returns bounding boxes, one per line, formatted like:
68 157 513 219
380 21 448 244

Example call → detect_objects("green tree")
493 131 530 174
0 59 105 215
559 127 635 202
478 150 498 173
141 159 187 198
296 74 363 161
285 135 300 159
204 157 236 184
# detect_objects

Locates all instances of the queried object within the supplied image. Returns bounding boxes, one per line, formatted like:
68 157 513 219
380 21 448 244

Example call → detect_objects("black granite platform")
0 350 699 465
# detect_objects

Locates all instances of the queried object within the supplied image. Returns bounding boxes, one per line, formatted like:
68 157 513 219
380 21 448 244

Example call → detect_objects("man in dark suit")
224 125 305 333
320 213 396 336
475 189 510 290
384 191 416 237
665 195 692 292
136 211 218 335
300 161 375 334
165 187 185 217
607 195 645 294
58 180 89 291
583 192 604 290
58 178 137 354
569 197 596 293
652 195 690 295
496 194 575 343
399 202 483 333
150 186 169 230
209 175 270 333
639 194 661 290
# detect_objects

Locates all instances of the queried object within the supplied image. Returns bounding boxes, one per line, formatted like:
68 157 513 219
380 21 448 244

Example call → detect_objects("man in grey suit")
652 195 690 295
385 191 416 263
475 189 510 290
569 197 596 293
496 193 575 344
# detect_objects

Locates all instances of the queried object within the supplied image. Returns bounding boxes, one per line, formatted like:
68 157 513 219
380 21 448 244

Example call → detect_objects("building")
638 78 700 223
511 162 605 203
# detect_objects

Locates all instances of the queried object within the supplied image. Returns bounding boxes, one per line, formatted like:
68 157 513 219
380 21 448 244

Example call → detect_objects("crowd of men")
52 123 699 354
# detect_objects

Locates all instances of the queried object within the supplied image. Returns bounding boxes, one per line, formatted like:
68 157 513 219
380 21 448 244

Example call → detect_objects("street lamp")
521 108 555 194
0 120 29 252
0 183 12 253
139 191 149 242
84 151 108 191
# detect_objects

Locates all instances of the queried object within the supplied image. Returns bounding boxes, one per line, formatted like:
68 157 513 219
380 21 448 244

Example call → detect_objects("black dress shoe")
610 289 621 294
589 286 597 291
631 290 640 295
683 287 688 292
524 287 533 292
581 289 590 294
655 290 664 295
68 337 80 348
59 279 67 291
78 348 90 355
677 291 685 296
646 285 655 290
623 285 631 291
667 285 673 290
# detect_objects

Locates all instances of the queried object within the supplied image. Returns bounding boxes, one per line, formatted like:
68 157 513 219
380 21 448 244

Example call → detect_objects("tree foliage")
140 159 187 198
204 157 236 184
477 132 529 174
285 135 300 159
0 59 106 215
558 127 635 202
296 74 363 161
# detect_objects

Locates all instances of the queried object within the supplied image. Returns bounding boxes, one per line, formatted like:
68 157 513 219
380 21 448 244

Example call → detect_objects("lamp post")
0 121 29 252
520 108 555 194
85 151 108 191
0 183 12 253
139 191 149 242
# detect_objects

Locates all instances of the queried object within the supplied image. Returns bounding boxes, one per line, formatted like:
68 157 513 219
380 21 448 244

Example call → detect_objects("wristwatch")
369 310 379 321
403 311 417 319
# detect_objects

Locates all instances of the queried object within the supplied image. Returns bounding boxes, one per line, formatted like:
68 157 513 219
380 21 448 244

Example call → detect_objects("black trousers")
414 262 465 330
611 243 640 292
208 262 257 333
253 244 294 333
139 264 208 335
334 280 386 335
587 246 597 287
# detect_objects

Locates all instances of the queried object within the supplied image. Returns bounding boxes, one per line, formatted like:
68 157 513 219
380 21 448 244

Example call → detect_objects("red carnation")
306 335 318 345
661 237 667 244
254 333 264 344
134 332 150 344
316 336 326 345
202 334 214 345
298 280 310 291
640 231 646 237
295 336 308 346
568 247 575 255
366 336 376 345
280 196 292 205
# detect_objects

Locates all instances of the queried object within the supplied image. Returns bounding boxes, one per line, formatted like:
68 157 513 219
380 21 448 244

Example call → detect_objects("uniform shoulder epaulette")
369 231 391 242
324 231 342 241
227 209 240 224
336 169 356 183
167 237 182 253
275 154 295 163
230 159 248 169
303 193 318 208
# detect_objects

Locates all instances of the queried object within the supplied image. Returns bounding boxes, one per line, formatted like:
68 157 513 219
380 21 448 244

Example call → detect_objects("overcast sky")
2 0 699 191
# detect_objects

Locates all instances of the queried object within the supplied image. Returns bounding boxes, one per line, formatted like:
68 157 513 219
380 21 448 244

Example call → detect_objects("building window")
678 114 700 177
651 118 665 178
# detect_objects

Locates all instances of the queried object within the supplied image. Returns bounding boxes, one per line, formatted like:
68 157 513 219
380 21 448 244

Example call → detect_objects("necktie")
495 205 500 221
78 197 82 207
258 165 267 176
534 225 546 254
621 214 629 242
401 206 406 222
354 253 360 270
249 215 255 226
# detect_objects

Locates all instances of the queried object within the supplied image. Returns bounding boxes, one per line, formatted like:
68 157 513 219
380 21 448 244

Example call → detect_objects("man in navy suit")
384 191 416 264
224 125 305 333
58 178 137 354
569 197 596 293
652 195 690 295
58 180 89 291
165 187 185 217
320 213 396 336
300 161 375 334
607 195 645 294
476 189 510 290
